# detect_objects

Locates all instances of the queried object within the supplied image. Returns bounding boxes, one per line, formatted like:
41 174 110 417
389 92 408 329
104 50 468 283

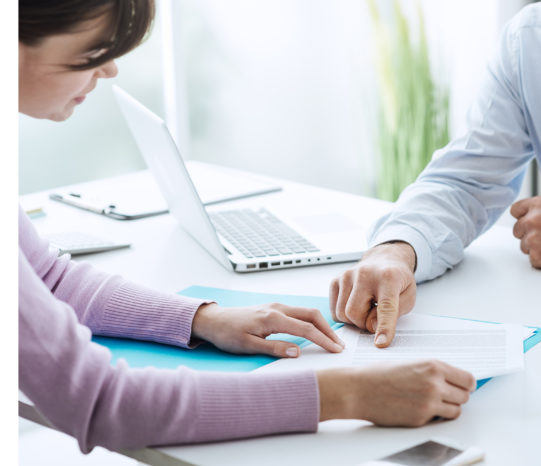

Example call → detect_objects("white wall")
169 0 532 198
19 0 533 196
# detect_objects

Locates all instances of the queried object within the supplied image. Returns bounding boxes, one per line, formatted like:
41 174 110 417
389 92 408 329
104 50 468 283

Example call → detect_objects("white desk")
20 167 541 466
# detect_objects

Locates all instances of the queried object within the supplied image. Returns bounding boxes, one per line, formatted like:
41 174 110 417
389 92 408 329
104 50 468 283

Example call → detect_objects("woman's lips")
74 96 86 104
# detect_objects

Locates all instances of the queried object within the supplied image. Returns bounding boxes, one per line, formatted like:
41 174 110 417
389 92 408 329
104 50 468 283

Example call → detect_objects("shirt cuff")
369 225 433 283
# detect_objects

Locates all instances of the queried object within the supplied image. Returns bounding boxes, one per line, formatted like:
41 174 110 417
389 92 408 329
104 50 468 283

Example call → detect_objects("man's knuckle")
354 266 372 280
338 275 350 289
330 277 340 291
376 297 397 312
336 311 350 324
345 313 364 329
522 218 533 230
379 267 401 282
344 300 357 315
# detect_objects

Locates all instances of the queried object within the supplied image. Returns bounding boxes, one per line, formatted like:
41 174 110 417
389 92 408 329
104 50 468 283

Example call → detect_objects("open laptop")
113 85 366 272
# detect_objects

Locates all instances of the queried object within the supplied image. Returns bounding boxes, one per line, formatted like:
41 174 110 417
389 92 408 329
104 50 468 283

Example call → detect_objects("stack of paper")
260 314 525 380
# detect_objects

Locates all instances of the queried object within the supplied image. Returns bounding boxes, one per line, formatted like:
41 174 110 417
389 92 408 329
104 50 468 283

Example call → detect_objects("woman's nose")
97 60 118 79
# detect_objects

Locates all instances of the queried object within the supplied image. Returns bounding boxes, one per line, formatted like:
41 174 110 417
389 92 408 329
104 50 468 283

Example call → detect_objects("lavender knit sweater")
18 206 319 453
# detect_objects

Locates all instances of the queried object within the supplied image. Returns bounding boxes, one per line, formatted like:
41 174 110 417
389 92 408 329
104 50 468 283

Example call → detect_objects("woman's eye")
72 48 109 65
87 48 109 59
69 48 110 68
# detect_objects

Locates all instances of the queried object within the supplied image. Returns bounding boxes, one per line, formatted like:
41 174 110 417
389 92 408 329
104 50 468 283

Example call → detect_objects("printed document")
260 314 524 380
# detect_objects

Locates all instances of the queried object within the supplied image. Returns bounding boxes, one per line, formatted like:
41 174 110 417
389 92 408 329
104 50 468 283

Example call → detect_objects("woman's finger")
441 362 477 392
436 401 462 420
243 335 301 358
265 312 344 353
441 383 471 405
280 306 345 347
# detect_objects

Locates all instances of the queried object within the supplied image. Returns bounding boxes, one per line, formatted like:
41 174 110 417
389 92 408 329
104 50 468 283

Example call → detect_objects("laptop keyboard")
209 208 320 258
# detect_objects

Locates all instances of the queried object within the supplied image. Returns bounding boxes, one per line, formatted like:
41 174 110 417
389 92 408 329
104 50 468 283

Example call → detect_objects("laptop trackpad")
293 213 360 235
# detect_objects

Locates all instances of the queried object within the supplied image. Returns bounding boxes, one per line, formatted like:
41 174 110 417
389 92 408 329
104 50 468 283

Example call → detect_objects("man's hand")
511 196 541 268
192 303 345 358
317 360 476 426
329 242 416 347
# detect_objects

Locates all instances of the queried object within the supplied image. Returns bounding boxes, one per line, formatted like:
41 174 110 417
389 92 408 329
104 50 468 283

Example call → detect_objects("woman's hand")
192 302 345 358
317 360 476 426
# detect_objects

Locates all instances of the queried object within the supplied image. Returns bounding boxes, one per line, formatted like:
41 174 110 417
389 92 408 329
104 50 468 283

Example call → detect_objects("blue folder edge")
93 286 541 389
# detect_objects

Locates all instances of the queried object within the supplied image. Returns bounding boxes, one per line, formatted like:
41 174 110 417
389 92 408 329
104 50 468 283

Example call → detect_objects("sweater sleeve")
19 249 319 453
18 205 207 347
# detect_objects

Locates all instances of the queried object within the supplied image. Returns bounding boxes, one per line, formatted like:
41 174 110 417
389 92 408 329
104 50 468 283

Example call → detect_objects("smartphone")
359 439 484 466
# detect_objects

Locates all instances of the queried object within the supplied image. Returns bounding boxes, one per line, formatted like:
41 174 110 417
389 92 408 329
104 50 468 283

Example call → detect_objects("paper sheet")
259 313 525 380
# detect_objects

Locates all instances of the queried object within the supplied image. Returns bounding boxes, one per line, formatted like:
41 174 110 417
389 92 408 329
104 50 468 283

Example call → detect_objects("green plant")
368 0 449 201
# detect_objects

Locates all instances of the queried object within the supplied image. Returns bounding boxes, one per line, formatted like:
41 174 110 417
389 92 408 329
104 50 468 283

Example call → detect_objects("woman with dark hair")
18 0 475 455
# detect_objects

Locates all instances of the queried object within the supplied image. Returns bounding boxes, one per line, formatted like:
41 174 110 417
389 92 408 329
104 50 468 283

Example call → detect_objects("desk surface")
20 167 541 466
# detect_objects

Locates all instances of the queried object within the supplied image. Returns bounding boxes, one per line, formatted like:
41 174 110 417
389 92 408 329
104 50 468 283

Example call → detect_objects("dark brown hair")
19 0 155 70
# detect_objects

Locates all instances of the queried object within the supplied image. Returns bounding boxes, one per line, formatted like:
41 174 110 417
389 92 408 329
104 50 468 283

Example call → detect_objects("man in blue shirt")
330 4 541 347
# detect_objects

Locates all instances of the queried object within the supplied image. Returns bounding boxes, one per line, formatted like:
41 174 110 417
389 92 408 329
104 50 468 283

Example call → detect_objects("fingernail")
375 333 387 346
333 342 344 352
339 338 346 347
286 347 299 357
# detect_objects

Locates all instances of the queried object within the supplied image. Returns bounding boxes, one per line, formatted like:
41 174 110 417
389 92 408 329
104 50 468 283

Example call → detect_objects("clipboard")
49 163 282 221
49 192 168 220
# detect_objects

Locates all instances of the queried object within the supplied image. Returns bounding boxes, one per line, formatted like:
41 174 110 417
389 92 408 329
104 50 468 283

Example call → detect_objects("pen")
49 192 113 215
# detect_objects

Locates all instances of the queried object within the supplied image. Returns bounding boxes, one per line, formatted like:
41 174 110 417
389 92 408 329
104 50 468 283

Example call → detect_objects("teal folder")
93 286 541 388
93 286 343 372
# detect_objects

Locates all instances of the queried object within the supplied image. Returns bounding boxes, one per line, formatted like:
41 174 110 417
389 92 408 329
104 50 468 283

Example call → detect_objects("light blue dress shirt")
369 4 541 283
